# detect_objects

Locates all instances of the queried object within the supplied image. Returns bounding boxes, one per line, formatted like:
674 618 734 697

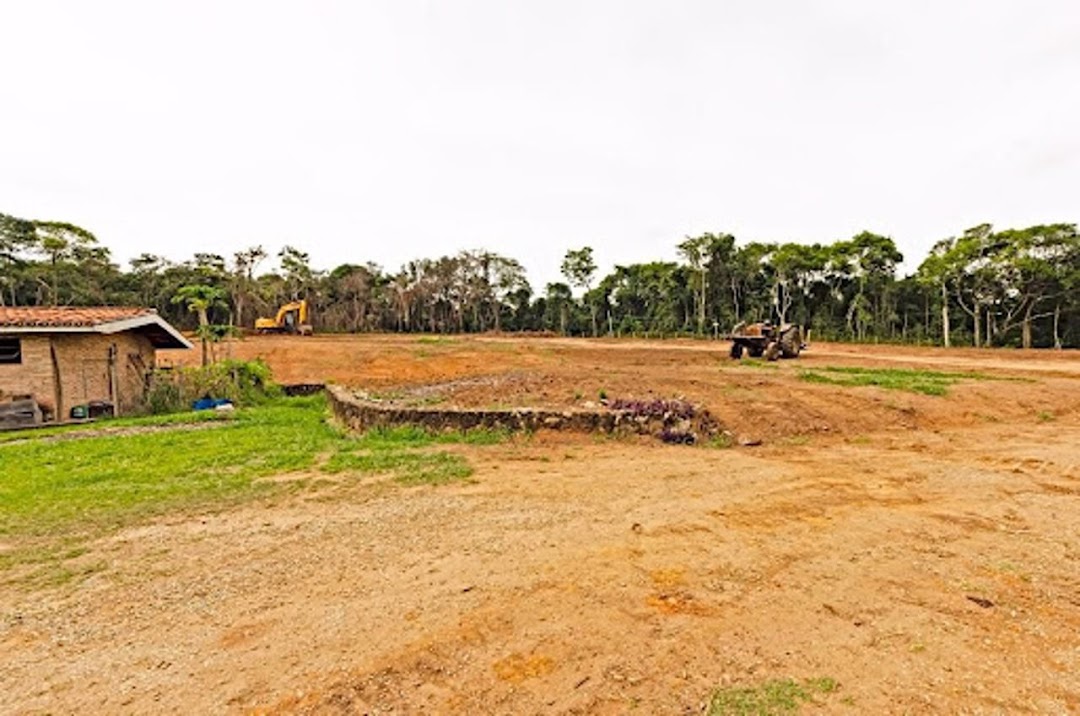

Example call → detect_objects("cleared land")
2 335 1079 714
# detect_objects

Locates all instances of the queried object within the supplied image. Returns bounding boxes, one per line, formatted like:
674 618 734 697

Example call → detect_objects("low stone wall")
326 385 721 442
281 382 326 397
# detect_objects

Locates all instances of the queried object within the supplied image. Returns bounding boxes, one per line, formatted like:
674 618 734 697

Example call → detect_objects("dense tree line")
2 211 1077 348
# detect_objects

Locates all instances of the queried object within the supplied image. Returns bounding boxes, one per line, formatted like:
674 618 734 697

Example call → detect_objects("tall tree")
677 233 734 334
0 213 35 306
765 243 823 326
561 247 599 336
986 225 1077 348
230 246 267 330
172 284 227 366
29 221 107 305
833 232 903 340
279 245 314 300
544 282 574 335
916 240 954 347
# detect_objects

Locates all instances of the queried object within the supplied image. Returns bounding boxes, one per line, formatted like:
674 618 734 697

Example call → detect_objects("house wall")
0 332 156 420
50 332 156 417
0 336 57 417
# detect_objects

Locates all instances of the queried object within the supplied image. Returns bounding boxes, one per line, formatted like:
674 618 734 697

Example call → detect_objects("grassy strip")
708 677 839 715
0 397 506 587
354 424 510 449
798 365 996 396
0 409 232 444
323 450 473 485
322 425 510 485
722 358 780 371
0 396 337 541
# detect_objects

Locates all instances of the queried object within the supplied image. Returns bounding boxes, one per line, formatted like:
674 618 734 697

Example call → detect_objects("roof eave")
0 316 193 350
98 315 194 349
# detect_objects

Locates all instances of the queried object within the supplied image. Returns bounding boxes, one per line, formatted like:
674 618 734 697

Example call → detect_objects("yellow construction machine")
255 300 313 335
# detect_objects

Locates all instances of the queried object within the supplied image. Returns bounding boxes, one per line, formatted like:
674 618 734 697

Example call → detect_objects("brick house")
0 307 191 421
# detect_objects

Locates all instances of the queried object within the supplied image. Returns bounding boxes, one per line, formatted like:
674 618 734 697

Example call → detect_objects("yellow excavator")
255 300 314 335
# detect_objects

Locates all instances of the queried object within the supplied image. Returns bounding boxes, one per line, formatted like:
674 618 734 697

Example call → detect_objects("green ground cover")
708 677 839 715
798 365 997 396
0 396 501 586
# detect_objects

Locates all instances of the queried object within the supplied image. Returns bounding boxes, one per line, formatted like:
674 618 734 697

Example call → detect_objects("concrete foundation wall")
327 385 721 441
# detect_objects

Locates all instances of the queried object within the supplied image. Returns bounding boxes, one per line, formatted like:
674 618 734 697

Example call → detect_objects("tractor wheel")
781 342 801 359
764 342 781 361
730 343 744 359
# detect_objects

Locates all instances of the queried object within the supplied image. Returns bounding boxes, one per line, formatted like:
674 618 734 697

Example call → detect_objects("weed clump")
708 677 838 715
146 359 281 413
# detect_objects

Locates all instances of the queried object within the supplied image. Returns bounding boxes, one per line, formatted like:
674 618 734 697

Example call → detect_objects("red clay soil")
166 334 1080 442
2 336 1078 714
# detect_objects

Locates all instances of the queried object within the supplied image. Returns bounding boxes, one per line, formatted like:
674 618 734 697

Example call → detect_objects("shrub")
145 359 281 413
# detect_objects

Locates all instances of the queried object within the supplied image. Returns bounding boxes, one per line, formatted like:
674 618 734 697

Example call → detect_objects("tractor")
727 321 806 361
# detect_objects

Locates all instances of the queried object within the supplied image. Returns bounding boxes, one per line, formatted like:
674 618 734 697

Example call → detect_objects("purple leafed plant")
659 428 696 445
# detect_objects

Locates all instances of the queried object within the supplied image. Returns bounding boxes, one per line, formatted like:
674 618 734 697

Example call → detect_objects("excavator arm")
255 300 313 335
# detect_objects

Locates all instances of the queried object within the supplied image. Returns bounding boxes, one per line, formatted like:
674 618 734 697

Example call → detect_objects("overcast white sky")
1 1 1077 288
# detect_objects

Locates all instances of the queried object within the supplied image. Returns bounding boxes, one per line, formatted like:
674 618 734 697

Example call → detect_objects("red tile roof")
0 306 156 328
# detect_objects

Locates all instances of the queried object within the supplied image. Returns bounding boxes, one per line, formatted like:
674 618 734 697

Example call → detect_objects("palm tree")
172 284 227 366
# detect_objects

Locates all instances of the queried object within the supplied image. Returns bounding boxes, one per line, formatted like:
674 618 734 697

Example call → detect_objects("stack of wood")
0 390 43 430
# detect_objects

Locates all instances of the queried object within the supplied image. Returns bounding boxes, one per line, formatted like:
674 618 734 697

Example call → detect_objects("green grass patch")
324 424 507 484
323 450 472 485
708 677 839 715
351 425 510 449
798 365 995 396
705 433 735 449
0 409 232 444
0 396 496 587
0 396 338 542
729 358 780 371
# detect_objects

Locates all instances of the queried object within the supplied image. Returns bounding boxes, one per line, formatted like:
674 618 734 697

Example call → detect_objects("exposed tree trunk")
197 306 210 367
731 277 741 324
51 256 60 306
924 293 930 339
1053 302 1063 349
970 301 981 347
773 280 790 325
1021 302 1034 349
235 294 246 330
940 282 951 347
697 268 707 335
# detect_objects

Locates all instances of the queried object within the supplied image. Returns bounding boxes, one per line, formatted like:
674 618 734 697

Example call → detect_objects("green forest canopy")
1 212 1077 348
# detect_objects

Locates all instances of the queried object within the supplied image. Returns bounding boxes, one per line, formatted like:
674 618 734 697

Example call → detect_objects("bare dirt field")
4 335 1080 714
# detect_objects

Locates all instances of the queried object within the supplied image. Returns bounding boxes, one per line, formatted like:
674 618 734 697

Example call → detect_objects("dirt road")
4 336 1079 714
